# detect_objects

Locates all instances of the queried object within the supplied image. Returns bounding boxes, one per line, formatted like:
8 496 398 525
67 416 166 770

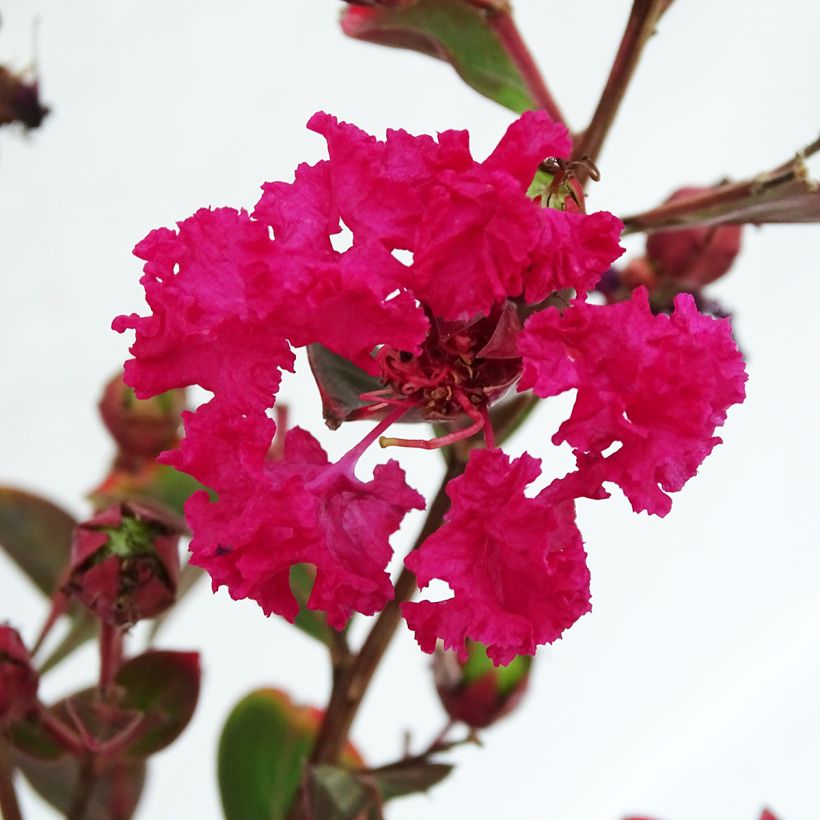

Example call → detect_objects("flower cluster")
116 111 746 663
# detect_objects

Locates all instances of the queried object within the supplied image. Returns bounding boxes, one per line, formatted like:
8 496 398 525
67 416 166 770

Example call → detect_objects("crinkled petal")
412 169 543 320
518 288 747 515
482 109 571 189
253 160 340 251
113 207 296 409
524 209 625 303
187 428 425 628
307 111 473 248
402 449 591 666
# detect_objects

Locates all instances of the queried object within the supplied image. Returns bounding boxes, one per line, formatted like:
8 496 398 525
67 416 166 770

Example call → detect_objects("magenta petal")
519 288 747 515
187 428 424 627
403 449 591 666
481 109 572 189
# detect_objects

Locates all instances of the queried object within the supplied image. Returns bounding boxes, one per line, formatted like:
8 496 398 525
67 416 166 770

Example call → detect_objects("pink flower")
403 449 591 665
115 109 744 656
518 287 747 516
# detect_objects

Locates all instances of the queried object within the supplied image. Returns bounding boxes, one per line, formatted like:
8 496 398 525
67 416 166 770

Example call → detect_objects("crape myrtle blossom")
115 110 746 664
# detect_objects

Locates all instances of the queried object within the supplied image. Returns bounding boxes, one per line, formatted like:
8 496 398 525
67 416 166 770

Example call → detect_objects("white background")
2 1 820 818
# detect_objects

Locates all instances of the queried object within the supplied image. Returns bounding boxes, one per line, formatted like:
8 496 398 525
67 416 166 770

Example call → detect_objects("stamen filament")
339 404 410 467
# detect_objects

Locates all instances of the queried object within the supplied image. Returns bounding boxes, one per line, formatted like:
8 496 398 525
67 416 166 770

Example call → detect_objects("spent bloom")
115 111 745 663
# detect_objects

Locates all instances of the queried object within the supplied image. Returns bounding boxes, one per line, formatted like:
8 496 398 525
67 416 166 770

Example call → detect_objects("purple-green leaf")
14 752 145 820
0 487 76 597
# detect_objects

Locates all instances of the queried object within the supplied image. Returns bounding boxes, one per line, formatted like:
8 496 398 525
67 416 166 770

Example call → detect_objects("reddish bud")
64 502 181 626
0 626 39 727
645 187 743 288
0 67 49 130
433 641 531 729
99 374 186 459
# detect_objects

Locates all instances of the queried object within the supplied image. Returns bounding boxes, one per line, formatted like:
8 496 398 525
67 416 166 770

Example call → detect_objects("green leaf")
218 689 362 820
14 751 146 820
0 487 76 596
341 0 536 113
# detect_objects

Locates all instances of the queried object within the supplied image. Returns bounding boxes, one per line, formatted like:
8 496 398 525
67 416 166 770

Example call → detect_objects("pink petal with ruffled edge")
403 449 591 666
518 288 747 515
185 426 424 627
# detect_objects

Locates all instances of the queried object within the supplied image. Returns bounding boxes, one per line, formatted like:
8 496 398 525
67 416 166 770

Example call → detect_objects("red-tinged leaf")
624 136 820 233
114 650 200 757
307 344 384 429
14 751 145 820
218 689 363 820
16 650 201 762
340 0 536 113
0 487 76 597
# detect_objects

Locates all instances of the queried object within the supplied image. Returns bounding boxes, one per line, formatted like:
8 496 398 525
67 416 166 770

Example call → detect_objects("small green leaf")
14 751 146 820
218 689 362 820
341 0 536 114
0 487 76 596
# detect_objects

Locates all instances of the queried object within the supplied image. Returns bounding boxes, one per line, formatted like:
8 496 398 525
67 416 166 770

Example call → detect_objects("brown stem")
485 8 568 127
307 457 465 769
0 740 23 820
572 0 673 181
67 756 96 820
622 133 820 233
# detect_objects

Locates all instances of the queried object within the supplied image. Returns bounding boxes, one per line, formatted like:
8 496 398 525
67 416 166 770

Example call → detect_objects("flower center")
375 303 524 422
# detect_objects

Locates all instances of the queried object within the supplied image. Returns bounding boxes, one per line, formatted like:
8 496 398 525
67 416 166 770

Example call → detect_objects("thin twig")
307 457 466 768
0 740 23 820
573 0 673 182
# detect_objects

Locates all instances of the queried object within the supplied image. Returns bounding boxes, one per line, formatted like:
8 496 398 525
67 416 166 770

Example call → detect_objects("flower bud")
99 374 186 460
0 626 39 727
64 502 181 626
433 641 531 729
0 67 49 130
645 187 742 288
